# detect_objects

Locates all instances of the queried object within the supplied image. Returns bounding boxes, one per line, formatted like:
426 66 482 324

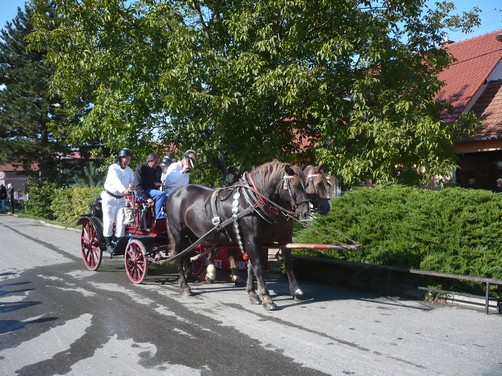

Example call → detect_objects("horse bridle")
282 174 310 212
306 172 331 200
241 171 308 222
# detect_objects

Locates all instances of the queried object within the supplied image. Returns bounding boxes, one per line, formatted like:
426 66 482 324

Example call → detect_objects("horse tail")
166 220 176 253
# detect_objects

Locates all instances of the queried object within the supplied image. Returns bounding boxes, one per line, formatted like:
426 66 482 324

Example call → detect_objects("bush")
294 185 502 280
51 186 102 227
25 179 58 220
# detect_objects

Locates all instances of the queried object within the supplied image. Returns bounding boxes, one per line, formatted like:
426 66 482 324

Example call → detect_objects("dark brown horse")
206 164 333 300
303 165 332 215
277 165 332 299
165 161 310 310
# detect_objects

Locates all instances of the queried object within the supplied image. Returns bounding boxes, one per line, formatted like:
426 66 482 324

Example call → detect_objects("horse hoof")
206 264 216 283
292 288 306 300
181 288 193 297
263 302 277 311
250 297 262 305
231 274 245 287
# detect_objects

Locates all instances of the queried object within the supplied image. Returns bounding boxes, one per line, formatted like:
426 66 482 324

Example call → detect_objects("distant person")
7 183 14 214
0 183 6 214
467 178 476 189
494 178 502 193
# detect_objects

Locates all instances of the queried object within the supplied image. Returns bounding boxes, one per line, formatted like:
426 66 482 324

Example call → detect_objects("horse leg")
247 251 277 311
281 247 305 300
169 227 193 296
177 255 193 296
246 260 261 305
205 249 216 284
228 249 245 287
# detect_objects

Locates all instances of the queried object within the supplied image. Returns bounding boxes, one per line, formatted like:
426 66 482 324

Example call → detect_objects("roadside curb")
5 213 80 233
38 220 80 232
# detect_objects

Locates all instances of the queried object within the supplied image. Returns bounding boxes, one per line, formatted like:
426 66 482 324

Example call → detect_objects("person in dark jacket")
7 183 14 214
0 184 6 213
133 153 166 219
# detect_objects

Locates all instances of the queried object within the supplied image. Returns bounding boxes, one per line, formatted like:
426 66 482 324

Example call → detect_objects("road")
1 214 501 376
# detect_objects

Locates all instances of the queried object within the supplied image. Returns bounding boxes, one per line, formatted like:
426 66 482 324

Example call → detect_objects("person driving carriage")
101 148 134 254
163 150 196 198
133 152 167 220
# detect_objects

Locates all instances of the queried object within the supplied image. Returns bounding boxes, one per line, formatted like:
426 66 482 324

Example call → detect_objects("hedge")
293 185 502 280
26 181 102 228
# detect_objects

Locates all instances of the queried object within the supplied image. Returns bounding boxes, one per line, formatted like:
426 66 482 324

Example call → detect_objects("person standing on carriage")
133 152 167 220
101 148 134 254
163 150 196 198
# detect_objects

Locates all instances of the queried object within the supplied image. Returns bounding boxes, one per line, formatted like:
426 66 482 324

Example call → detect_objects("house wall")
487 61 502 81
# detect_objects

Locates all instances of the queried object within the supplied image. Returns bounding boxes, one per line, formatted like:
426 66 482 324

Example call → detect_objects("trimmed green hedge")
294 185 502 280
26 181 101 227
51 186 102 227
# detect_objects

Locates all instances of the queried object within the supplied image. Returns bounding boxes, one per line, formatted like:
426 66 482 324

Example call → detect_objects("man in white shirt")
159 156 172 190
101 148 134 254
164 150 196 198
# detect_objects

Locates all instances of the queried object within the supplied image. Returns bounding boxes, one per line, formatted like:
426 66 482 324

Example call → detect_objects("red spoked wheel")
124 239 148 284
81 219 102 271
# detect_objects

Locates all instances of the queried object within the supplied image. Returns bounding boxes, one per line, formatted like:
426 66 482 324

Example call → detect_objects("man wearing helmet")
163 150 196 198
159 156 172 190
101 148 134 254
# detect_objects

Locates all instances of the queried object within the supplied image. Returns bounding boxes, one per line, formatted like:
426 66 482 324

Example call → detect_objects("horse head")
303 165 332 215
250 161 310 221
279 164 311 220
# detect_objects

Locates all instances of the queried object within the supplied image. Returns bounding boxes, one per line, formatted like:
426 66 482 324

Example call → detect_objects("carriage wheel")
124 239 148 284
80 219 102 271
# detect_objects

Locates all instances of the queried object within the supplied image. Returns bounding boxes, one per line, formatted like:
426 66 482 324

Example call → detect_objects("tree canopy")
0 3 69 180
27 0 481 186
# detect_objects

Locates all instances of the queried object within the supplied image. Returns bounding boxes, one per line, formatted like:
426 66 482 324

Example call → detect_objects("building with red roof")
436 29 502 189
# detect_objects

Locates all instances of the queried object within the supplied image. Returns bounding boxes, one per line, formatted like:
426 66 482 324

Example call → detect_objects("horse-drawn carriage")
78 161 358 310
78 193 221 283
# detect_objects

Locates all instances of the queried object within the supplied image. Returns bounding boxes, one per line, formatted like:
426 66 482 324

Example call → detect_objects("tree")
29 0 481 186
0 2 65 181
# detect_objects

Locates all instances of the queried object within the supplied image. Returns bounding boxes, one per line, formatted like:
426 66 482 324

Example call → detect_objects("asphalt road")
1 214 501 376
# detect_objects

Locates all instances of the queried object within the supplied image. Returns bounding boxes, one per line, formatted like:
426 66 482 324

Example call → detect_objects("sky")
0 0 500 41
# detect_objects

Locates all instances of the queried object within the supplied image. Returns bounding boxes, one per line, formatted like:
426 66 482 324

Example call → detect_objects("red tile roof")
0 162 39 172
436 29 502 121
468 79 502 140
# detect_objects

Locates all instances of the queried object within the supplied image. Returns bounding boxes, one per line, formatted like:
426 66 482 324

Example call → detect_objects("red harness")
246 172 280 216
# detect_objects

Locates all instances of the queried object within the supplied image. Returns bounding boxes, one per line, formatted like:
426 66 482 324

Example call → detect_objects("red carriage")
78 193 249 283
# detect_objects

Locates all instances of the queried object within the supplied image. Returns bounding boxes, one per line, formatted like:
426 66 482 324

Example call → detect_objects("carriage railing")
125 193 156 230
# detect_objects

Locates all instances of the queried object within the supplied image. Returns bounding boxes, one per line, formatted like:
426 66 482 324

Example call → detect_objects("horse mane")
252 160 304 187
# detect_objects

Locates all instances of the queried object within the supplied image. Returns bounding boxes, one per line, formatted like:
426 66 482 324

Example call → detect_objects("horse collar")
247 172 267 207
241 173 278 222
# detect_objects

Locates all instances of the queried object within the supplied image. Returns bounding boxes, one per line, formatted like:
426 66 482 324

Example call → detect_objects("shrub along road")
1 215 501 376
